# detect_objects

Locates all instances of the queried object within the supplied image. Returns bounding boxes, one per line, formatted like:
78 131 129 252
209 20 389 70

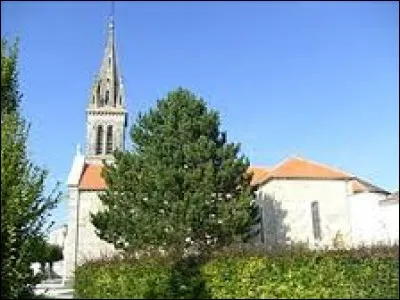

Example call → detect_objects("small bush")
75 255 173 299
75 244 399 299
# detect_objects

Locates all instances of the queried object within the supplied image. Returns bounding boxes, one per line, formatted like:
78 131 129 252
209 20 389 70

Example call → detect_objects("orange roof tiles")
248 166 270 186
269 156 350 179
77 155 382 193
350 179 368 194
248 156 351 187
79 163 106 190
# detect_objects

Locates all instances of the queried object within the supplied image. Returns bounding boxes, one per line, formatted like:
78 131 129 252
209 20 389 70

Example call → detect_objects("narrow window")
260 203 265 244
106 125 113 154
97 84 101 107
92 95 95 104
105 90 110 106
113 87 117 107
95 125 104 155
311 201 322 240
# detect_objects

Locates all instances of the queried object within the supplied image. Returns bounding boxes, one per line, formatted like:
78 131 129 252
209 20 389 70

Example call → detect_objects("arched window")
105 90 110 106
311 201 321 240
106 125 113 154
95 125 104 155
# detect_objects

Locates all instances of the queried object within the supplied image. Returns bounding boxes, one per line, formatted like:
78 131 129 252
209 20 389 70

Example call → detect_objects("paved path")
34 279 74 299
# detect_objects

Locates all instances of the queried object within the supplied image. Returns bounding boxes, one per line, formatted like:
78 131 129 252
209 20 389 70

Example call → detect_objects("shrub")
75 244 399 299
202 252 398 298
75 256 173 299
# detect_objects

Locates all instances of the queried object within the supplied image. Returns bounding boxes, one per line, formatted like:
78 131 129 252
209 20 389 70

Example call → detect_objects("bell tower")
85 17 127 164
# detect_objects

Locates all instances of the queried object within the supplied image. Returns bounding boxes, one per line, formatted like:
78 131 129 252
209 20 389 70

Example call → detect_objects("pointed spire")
88 12 125 110
105 15 115 69
84 3 128 162
110 1 115 28
107 1 115 60
76 144 82 155
107 14 114 45
109 16 114 30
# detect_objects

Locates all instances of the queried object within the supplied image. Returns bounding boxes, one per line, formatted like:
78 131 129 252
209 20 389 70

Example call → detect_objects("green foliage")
30 236 49 264
202 245 399 299
1 38 20 115
31 236 63 264
30 236 63 280
75 256 172 299
1 37 61 299
74 245 399 299
91 87 256 253
46 244 63 263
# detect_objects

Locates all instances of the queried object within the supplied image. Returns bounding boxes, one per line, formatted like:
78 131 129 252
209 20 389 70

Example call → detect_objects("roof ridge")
267 155 294 175
284 156 388 193
249 166 270 170
289 155 353 178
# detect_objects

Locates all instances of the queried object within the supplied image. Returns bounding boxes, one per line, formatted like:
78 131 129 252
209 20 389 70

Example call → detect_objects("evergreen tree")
1 38 60 299
92 88 256 254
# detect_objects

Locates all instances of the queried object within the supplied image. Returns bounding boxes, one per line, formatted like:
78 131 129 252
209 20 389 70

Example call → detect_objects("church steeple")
85 16 127 163
89 16 125 109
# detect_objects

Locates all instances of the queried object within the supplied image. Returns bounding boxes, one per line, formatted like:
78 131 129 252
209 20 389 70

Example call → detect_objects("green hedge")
75 245 399 299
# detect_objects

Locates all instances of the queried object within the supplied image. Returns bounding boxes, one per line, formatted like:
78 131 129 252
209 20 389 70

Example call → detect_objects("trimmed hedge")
75 245 399 299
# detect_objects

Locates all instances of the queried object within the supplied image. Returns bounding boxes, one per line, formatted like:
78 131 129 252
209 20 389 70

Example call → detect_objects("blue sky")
2 1 399 229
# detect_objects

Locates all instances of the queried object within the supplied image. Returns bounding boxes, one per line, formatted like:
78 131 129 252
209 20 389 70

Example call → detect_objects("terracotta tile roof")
248 157 389 194
270 156 350 179
79 163 106 190
248 166 270 186
77 156 385 194
350 179 368 193
79 164 274 190
248 156 351 187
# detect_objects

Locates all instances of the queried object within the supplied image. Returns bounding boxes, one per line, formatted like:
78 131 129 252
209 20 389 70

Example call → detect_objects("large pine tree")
1 38 60 298
92 88 256 254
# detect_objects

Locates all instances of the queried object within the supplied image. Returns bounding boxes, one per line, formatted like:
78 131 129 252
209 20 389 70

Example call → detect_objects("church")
63 17 126 278
62 18 399 280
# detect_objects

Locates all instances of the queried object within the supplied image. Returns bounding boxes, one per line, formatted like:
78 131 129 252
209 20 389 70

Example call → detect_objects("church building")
62 17 398 280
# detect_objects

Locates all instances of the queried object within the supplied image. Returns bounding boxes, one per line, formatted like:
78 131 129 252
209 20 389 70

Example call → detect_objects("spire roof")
88 16 125 109
100 16 117 82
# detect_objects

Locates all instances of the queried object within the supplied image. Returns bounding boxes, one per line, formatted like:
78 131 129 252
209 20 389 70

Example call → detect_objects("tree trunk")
49 261 53 279
40 262 45 276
